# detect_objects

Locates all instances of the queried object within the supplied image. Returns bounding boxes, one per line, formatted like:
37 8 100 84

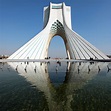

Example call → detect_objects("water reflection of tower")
9 62 57 110
8 61 109 111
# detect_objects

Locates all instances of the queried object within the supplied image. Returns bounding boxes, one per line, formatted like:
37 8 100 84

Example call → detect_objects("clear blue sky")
0 0 111 58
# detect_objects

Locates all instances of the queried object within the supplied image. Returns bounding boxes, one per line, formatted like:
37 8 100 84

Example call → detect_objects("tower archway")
48 36 67 59
46 20 71 59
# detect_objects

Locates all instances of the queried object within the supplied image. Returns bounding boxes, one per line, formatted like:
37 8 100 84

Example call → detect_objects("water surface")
0 61 111 111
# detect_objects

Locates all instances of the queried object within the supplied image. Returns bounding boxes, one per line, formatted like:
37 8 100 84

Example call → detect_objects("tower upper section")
43 3 72 29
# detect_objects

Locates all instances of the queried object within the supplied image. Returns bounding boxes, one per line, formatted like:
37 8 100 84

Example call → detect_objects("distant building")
107 55 111 58
0 55 9 59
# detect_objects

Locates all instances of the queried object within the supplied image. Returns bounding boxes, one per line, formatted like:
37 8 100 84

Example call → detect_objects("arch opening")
48 36 67 59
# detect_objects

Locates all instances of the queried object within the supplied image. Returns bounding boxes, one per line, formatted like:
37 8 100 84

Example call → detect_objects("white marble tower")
8 3 109 60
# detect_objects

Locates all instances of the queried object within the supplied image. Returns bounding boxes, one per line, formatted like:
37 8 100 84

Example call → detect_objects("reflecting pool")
0 61 111 111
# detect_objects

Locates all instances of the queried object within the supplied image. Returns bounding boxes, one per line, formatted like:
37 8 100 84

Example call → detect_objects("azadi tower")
8 3 109 60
